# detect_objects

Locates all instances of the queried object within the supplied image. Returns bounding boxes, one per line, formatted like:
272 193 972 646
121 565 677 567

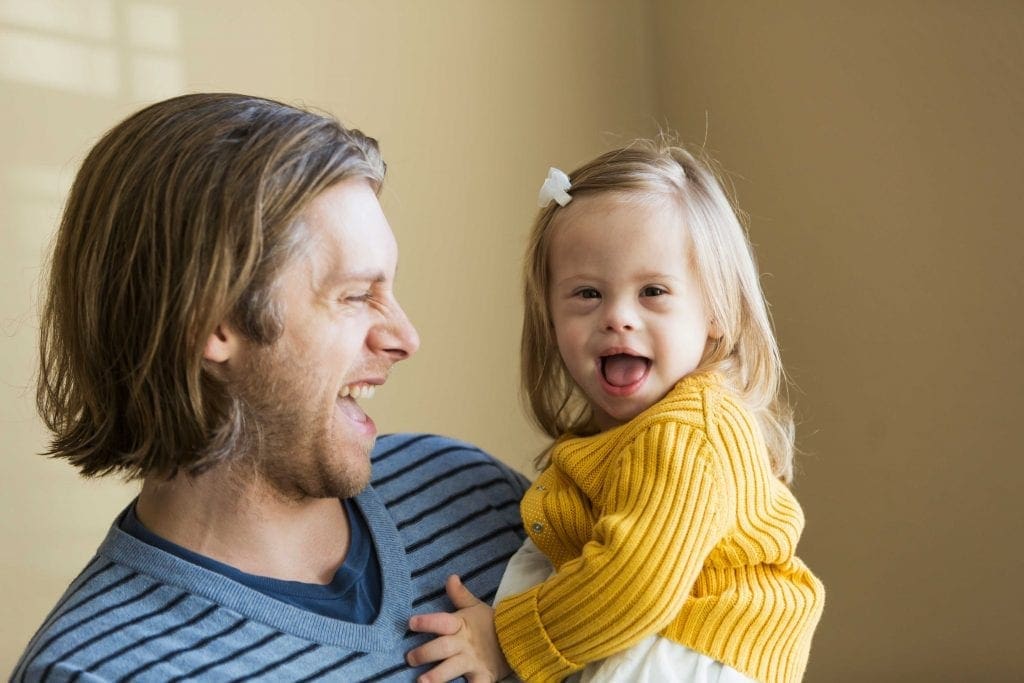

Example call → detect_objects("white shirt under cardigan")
495 540 759 683
15 434 529 682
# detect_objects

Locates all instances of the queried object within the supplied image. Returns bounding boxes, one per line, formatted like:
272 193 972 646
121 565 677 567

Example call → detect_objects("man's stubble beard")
227 342 372 503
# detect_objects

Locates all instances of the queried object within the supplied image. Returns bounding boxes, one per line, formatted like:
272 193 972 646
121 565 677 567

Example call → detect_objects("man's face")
234 178 419 500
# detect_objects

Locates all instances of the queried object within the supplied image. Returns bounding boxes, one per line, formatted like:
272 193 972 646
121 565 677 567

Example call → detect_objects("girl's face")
547 192 719 431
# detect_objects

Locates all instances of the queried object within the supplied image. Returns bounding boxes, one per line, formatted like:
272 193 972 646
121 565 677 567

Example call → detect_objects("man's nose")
376 298 420 360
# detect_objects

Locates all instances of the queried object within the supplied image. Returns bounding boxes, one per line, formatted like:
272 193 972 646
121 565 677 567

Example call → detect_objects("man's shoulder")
12 549 414 682
371 433 529 496
12 555 231 682
367 433 530 607
14 435 530 682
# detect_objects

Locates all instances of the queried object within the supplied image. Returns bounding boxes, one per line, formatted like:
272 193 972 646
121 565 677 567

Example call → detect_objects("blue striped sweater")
13 434 529 682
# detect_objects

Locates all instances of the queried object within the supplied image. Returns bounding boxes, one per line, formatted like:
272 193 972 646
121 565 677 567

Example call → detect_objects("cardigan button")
531 522 544 533
535 485 548 491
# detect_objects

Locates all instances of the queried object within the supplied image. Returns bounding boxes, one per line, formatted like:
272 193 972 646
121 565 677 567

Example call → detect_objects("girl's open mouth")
599 353 651 395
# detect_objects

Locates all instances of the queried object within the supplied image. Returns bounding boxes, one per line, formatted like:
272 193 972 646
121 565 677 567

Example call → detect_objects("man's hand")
407 575 512 683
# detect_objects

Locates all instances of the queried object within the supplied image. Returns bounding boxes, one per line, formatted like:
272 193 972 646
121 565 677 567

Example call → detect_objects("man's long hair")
37 93 384 479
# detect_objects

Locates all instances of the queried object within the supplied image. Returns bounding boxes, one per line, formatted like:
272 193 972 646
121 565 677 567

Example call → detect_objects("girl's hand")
407 575 512 683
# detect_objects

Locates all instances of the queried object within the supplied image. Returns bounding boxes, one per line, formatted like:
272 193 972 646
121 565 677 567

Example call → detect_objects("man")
15 94 527 681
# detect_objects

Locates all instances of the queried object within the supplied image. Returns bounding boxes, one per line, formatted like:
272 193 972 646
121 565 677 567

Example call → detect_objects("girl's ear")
203 322 240 363
708 318 724 341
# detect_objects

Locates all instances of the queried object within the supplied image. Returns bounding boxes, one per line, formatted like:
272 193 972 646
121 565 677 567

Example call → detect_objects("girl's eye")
575 288 601 299
641 286 667 297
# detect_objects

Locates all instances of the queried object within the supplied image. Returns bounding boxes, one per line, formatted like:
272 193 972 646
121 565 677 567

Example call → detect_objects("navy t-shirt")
120 498 381 623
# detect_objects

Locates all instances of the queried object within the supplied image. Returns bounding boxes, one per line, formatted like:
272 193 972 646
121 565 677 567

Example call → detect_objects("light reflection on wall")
0 0 184 99
4 163 71 254
0 162 71 420
0 27 118 95
125 2 182 100
0 0 114 38
0 0 185 422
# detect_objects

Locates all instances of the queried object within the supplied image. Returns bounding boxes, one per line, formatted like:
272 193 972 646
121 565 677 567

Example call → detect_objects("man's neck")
135 468 350 585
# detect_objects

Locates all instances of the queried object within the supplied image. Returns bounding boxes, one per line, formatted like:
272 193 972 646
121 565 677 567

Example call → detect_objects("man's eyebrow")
341 269 388 282
313 267 388 293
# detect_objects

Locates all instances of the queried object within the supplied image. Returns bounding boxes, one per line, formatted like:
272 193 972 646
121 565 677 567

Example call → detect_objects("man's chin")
320 446 374 500
247 446 372 502
327 469 372 501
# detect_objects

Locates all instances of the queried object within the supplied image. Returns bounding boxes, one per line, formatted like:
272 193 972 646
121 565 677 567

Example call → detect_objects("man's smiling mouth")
339 382 377 399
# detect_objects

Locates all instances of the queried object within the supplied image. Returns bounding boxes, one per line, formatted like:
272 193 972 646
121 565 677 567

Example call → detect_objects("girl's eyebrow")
636 271 683 282
555 271 681 286
553 273 601 288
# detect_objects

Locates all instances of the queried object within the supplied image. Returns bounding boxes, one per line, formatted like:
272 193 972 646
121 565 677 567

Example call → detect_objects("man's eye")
345 293 372 303
641 286 667 297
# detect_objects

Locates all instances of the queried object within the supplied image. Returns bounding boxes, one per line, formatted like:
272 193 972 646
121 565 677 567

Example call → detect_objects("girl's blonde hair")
522 140 796 483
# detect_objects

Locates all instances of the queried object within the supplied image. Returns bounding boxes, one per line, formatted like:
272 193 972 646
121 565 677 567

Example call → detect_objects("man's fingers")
408 611 461 636
445 574 482 610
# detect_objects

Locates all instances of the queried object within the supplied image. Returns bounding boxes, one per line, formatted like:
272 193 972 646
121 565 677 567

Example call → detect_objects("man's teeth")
340 384 376 399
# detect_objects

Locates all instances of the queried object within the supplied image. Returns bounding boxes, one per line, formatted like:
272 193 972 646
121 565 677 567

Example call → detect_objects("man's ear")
203 322 240 363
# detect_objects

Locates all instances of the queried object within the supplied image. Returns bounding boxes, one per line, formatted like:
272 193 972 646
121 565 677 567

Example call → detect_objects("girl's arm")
406 575 511 683
494 421 728 682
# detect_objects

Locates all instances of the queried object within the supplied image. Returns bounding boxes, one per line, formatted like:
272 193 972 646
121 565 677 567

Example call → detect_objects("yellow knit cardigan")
494 373 824 683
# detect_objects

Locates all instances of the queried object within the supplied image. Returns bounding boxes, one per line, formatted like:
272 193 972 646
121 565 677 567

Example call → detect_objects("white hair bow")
537 167 572 208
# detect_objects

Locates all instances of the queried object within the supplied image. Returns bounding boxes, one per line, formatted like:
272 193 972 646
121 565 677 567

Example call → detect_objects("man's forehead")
289 178 398 286
303 228 397 291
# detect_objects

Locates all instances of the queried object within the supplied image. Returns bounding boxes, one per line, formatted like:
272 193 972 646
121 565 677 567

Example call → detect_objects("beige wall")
2 1 1021 679
653 1 1024 680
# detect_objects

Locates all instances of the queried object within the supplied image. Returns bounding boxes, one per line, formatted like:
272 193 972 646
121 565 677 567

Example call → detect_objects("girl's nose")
602 299 639 332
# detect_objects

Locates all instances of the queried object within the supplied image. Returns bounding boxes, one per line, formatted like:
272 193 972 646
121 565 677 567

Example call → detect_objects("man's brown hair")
37 93 385 479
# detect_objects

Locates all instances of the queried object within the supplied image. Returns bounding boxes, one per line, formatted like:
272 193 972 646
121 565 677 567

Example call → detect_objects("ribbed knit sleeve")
494 420 727 682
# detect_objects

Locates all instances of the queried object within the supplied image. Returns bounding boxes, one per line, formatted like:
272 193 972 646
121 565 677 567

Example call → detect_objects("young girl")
408 141 825 683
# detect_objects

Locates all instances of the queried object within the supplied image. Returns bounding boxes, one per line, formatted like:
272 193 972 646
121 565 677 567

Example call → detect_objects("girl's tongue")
601 354 649 387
